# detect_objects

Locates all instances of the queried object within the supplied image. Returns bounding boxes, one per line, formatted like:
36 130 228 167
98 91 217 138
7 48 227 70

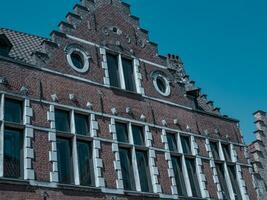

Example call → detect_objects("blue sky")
0 0 266 143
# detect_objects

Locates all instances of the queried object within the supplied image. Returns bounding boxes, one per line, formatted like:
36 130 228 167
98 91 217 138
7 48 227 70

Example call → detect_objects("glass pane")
119 148 135 190
55 109 70 132
166 133 177 152
132 125 144 146
171 156 187 196
4 129 23 178
71 52 84 69
77 141 94 186
210 142 220 160
156 77 166 93
75 113 90 136
216 163 230 199
222 144 231 162
181 136 191 154
185 159 201 197
116 122 128 143
107 53 120 88
228 165 242 200
136 150 152 192
122 58 136 92
57 138 73 184
4 98 22 123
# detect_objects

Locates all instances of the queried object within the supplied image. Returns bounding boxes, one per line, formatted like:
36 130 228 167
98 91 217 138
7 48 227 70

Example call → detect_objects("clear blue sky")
0 0 266 143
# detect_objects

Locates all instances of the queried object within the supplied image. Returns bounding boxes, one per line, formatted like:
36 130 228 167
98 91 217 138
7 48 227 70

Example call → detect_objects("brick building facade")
249 111 267 200
0 0 258 199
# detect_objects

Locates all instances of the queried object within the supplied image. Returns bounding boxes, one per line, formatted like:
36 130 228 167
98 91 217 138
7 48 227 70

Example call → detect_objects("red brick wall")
33 131 51 182
156 151 172 194
242 166 257 200
101 142 117 189
202 160 218 199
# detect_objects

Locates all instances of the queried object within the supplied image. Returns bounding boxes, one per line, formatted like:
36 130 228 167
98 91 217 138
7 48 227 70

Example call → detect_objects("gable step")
58 21 76 34
66 12 82 28
74 4 90 17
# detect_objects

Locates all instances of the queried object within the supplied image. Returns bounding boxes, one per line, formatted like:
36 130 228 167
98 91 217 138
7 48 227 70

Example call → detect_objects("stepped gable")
1 0 225 117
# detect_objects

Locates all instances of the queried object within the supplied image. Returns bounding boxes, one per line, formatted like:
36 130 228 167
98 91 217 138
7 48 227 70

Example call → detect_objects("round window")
70 51 84 69
66 47 90 73
152 72 171 96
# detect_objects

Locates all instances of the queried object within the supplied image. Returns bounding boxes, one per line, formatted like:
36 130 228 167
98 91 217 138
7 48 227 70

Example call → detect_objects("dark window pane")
156 77 166 93
116 123 128 143
122 58 136 92
222 144 231 162
185 159 201 197
55 109 70 132
171 156 187 196
228 165 242 200
119 148 135 190
210 142 220 160
4 129 23 178
107 53 120 88
57 138 73 184
216 163 230 199
77 141 94 186
4 98 23 123
71 51 84 69
75 113 90 136
181 136 191 154
136 150 152 192
166 133 177 152
132 125 144 146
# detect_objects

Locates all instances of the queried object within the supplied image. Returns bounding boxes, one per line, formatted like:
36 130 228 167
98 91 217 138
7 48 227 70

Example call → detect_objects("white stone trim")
205 139 223 199
47 105 59 183
23 99 35 180
66 47 90 73
134 58 145 95
146 125 162 193
230 144 249 200
100 47 110 86
110 118 124 190
152 72 171 97
93 139 105 187
161 129 178 196
192 136 210 199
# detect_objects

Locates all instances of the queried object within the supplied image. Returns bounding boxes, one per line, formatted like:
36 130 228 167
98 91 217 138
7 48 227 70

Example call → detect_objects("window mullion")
178 133 192 197
71 110 80 185
118 54 126 90
132 147 141 192
129 122 141 192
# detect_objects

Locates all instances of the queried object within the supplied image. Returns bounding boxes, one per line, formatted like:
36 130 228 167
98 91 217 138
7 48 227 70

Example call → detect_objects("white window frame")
66 47 90 73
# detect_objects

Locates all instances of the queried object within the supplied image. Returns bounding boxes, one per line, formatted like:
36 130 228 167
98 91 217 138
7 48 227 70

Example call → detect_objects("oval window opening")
156 76 166 93
70 51 84 69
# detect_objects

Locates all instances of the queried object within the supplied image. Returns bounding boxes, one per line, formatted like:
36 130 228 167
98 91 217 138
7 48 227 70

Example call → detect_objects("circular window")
66 47 90 73
152 72 171 96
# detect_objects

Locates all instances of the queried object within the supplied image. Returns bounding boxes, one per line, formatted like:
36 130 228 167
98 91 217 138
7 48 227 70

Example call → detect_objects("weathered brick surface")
156 151 172 194
195 137 208 157
242 166 258 200
0 0 257 199
33 131 51 182
202 160 217 199
101 142 117 189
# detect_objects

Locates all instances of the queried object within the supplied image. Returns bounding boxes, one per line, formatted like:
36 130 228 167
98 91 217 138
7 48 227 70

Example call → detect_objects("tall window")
55 109 94 186
210 141 242 199
117 122 152 192
166 133 201 198
106 53 136 92
3 98 24 179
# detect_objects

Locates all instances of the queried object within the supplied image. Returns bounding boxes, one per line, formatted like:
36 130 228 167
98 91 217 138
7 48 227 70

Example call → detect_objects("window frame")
1 96 25 180
116 121 152 193
106 51 137 93
55 108 94 186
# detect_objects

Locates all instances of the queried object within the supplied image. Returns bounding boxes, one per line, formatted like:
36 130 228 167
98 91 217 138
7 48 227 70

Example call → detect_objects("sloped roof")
0 28 46 64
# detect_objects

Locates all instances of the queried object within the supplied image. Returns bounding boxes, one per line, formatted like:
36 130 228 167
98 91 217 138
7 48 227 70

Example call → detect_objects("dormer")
0 34 12 57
